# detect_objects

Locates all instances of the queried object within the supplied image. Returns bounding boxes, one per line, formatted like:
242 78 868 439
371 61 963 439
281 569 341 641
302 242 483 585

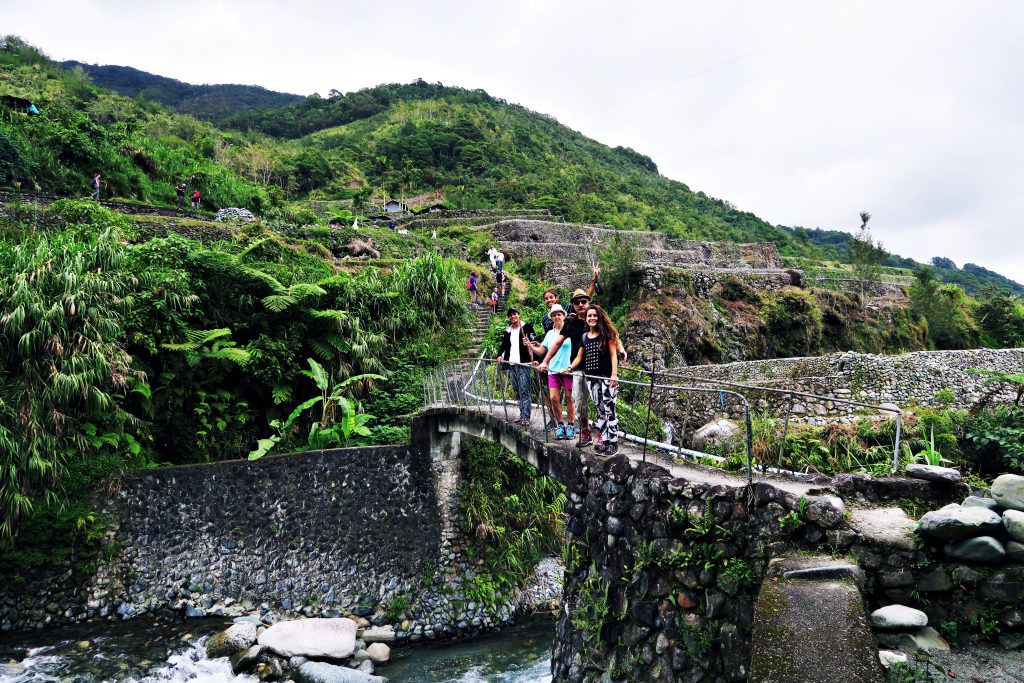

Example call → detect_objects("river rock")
905 464 961 484
917 506 1002 541
1007 541 1024 563
804 495 846 528
691 419 741 449
230 644 264 674
962 496 1000 511
944 536 1006 563
1003 510 1024 543
992 474 1024 511
207 621 258 659
258 618 357 659
361 625 396 643
365 642 390 663
297 660 386 683
870 605 928 631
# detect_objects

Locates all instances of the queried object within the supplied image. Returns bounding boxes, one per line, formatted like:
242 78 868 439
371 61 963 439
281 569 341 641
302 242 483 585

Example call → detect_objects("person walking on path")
176 183 186 209
495 249 505 274
467 271 479 305
489 287 499 316
90 172 101 200
531 304 575 439
563 304 620 454
497 307 539 426
191 189 201 213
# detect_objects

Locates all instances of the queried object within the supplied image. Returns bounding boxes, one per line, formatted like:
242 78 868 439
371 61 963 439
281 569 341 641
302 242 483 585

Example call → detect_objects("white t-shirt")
488 248 499 268
508 325 521 364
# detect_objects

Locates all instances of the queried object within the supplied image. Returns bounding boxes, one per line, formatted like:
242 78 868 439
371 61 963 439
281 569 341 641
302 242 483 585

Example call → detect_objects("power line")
571 0 904 121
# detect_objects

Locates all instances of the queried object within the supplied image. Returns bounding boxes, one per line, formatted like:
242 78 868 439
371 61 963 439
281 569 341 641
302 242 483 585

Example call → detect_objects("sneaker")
545 419 557 432
565 424 576 440
555 424 567 440
577 429 592 448
594 442 608 454
604 442 619 456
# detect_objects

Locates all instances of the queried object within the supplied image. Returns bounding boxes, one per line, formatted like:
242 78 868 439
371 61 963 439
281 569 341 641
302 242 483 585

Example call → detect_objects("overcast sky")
5 0 1022 283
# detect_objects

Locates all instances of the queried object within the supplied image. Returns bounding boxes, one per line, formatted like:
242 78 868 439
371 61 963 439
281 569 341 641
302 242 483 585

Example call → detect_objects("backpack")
466 278 474 290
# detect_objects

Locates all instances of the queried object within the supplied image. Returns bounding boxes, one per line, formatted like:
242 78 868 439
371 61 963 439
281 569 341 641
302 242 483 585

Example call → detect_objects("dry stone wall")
660 348 1024 427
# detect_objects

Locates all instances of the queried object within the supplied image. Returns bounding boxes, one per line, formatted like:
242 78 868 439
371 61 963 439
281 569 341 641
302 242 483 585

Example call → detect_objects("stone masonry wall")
0 446 443 631
657 348 1024 430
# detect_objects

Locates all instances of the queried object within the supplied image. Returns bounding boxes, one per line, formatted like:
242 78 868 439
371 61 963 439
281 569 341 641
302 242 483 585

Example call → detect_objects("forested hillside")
60 60 304 123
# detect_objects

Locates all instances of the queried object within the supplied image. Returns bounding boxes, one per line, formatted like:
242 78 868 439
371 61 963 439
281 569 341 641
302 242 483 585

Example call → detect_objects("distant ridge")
60 61 304 123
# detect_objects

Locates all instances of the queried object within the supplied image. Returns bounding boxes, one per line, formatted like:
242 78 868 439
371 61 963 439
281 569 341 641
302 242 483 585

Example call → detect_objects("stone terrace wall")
494 220 787 291
0 446 442 631
660 348 1024 427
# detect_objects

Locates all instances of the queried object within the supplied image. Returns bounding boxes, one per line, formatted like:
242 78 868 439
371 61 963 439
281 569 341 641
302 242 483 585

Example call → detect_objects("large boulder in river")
992 474 1024 511
917 505 1002 541
206 621 258 659
297 660 386 683
258 618 357 659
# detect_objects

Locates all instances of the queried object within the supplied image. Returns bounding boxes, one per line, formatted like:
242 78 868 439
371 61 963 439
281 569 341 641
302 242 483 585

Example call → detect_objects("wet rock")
229 644 264 674
297 660 386 683
207 621 258 659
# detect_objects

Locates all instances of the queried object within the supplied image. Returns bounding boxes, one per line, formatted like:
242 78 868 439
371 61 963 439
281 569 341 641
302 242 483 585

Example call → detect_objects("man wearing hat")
497 307 539 426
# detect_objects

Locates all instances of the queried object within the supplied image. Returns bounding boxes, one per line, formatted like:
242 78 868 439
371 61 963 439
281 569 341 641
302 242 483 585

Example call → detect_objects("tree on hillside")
908 266 979 349
848 211 888 308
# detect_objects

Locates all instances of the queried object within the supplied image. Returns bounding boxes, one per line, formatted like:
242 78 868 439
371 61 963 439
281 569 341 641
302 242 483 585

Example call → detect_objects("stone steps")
749 555 884 682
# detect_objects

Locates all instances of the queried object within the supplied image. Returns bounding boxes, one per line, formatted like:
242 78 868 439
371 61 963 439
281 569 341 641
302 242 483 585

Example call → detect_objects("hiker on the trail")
191 190 201 212
563 304 620 455
496 269 507 297
531 304 576 440
176 183 186 209
490 287 499 315
497 307 538 426
467 271 479 305
487 246 500 271
90 173 101 200
495 249 506 273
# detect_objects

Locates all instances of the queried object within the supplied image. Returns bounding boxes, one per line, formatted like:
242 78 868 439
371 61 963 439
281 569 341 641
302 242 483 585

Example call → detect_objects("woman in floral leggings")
563 304 619 454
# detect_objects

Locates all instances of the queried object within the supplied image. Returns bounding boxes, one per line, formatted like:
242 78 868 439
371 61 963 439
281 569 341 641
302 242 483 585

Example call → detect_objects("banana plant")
249 358 383 460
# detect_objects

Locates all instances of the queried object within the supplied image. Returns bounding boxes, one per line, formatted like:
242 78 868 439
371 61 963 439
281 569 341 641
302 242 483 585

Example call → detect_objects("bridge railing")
424 352 758 484
424 351 905 481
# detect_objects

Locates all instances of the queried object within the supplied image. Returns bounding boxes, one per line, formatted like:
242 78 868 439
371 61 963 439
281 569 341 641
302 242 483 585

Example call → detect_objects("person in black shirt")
562 304 620 455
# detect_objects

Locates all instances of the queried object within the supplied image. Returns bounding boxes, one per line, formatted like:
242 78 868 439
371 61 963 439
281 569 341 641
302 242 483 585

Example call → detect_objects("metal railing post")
893 412 903 473
641 358 655 463
778 393 794 472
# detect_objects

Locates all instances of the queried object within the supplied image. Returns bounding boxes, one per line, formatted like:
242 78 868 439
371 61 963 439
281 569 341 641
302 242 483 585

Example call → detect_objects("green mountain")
60 60 304 123
792 226 1024 295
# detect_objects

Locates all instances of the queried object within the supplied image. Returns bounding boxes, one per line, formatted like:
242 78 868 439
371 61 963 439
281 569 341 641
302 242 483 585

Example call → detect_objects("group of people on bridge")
491 261 627 456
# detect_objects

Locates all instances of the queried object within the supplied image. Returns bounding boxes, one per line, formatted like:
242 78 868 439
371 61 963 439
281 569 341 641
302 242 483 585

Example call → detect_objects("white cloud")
4 0 1021 282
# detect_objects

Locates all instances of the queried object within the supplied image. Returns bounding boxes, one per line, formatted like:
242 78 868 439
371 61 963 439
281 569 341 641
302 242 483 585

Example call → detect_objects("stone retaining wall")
0 446 443 631
659 349 1024 429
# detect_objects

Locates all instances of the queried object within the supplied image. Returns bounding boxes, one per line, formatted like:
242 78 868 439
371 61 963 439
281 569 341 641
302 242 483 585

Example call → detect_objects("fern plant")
249 358 383 460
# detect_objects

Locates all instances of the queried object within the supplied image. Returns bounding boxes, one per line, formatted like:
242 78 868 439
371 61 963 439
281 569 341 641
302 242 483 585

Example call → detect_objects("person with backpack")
561 304 620 454
467 271 479 305
90 173 101 200
191 189 201 213
489 287 499 315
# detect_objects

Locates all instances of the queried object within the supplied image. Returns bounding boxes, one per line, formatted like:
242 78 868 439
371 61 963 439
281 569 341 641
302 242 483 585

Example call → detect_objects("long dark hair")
584 304 619 349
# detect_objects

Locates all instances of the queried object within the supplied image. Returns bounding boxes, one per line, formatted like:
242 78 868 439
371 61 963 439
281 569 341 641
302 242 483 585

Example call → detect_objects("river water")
0 616 554 683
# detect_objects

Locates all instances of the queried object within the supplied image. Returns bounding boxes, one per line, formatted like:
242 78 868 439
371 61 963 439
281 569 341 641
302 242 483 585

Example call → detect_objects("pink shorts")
548 374 573 391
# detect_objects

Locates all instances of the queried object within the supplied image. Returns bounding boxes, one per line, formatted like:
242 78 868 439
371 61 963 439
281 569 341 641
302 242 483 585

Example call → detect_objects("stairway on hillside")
465 289 509 358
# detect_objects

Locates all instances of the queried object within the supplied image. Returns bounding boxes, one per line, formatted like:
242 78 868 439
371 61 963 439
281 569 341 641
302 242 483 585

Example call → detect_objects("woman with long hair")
531 304 575 439
562 304 619 454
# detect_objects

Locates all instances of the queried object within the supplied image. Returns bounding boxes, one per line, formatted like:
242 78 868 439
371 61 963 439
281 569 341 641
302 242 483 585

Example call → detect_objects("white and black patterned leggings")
587 378 619 443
